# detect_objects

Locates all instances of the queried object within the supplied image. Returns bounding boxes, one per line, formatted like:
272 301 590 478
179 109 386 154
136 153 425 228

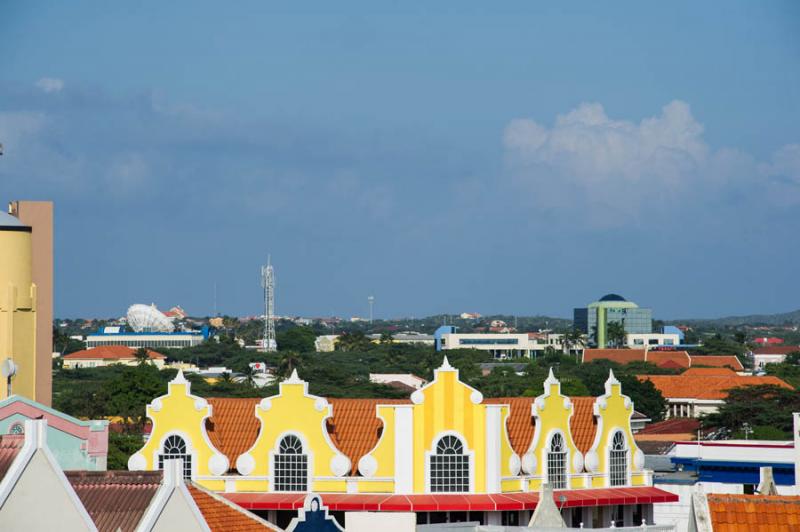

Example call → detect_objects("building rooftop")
187 484 279 531
707 493 800 531
0 434 25 482
0 211 25 228
752 345 800 355
637 374 793 400
63 345 166 360
599 293 627 302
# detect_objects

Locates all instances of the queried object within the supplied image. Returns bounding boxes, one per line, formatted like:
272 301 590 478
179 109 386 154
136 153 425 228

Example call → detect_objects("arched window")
8 422 24 435
547 433 567 489
274 435 308 492
609 431 627 486
158 434 192 479
430 435 469 492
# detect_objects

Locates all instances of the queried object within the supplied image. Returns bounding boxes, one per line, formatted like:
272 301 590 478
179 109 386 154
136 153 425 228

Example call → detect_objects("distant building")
637 368 792 418
574 294 652 348
62 345 167 369
460 312 481 320
750 345 800 369
582 349 744 372
753 336 784 345
85 326 209 349
434 326 575 359
626 333 682 349
366 332 434 346
369 373 426 390
315 335 339 352
0 395 108 470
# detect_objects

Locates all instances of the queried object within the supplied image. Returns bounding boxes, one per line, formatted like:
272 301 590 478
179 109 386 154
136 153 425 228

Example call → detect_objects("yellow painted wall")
0 227 37 401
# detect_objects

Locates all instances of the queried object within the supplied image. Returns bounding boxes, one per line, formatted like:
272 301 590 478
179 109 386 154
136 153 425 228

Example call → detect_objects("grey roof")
0 211 24 227
599 293 627 302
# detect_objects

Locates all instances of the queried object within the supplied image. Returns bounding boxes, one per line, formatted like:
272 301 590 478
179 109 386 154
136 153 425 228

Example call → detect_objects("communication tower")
260 257 277 352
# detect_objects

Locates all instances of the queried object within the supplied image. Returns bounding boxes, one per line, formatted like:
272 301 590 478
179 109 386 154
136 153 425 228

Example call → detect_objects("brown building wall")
9 201 53 406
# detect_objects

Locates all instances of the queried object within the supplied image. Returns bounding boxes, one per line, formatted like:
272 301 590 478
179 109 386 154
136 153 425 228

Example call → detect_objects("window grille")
430 435 469 492
274 435 308 492
547 433 567 489
609 431 627 486
158 434 192 479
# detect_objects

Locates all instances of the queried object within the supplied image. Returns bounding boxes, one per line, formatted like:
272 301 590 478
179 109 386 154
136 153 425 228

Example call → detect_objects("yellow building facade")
0 213 38 401
130 358 671 528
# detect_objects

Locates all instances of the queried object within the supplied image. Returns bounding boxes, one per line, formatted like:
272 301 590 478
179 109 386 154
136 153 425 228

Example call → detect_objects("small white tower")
260 257 276 352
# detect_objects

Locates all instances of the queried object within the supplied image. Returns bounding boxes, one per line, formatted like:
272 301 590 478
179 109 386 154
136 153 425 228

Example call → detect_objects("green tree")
606 321 626 348
134 347 150 366
277 326 317 352
379 331 394 346
277 351 303 378
705 385 800 438
334 331 373 352
107 432 145 470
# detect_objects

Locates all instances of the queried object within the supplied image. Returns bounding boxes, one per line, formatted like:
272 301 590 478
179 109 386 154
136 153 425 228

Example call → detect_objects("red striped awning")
223 487 677 512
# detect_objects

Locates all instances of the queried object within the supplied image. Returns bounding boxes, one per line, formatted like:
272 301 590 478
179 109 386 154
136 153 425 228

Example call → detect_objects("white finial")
544 367 558 386
172 369 188 384
440 355 454 371
604 368 621 395
286 368 302 383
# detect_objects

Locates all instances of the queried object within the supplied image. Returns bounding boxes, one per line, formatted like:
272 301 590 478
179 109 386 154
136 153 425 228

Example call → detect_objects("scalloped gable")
234 370 352 481
128 371 230 477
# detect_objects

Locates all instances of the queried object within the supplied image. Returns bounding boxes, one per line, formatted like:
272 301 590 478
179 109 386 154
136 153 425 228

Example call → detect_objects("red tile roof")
0 434 24 481
188 484 278 531
66 470 163 532
646 351 691 369
63 345 165 360
485 397 596 454
638 374 793 400
206 398 261 471
637 418 700 435
582 349 647 365
707 494 800 531
327 398 409 475
682 367 738 377
689 355 744 371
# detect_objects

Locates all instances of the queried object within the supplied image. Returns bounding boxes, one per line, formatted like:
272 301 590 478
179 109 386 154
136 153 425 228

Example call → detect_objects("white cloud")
503 100 800 224
35 77 64 93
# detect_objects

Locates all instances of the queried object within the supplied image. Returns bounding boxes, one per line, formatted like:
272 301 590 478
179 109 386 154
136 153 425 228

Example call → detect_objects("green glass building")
573 294 652 348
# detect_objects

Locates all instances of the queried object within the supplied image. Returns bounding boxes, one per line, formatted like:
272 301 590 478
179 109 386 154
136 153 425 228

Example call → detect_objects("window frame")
544 430 569 490
270 432 311 493
608 429 629 487
155 432 195 480
425 431 474 494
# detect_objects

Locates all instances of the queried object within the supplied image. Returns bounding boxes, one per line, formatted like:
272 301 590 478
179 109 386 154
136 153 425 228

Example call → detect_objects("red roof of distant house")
637 418 701 435
752 346 800 355
63 345 165 361
67 470 163 532
753 337 784 345
687 355 744 371
637 374 793 400
647 351 691 369
582 349 648 365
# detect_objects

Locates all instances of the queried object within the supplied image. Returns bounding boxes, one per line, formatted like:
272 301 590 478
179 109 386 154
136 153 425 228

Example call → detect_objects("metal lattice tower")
260 257 276 352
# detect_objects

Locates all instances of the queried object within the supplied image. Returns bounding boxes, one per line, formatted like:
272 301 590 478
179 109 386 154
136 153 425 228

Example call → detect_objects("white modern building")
626 333 682 349
434 327 579 359
85 327 207 349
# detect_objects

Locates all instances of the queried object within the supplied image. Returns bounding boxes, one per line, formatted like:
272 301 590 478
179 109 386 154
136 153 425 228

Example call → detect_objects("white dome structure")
126 304 174 333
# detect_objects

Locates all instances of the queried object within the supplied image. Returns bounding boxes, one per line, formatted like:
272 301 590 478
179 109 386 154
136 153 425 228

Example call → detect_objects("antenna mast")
260 257 276 352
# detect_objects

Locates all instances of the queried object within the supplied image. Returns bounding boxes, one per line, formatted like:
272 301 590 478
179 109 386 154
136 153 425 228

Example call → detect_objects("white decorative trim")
440 355 455 370
150 398 163 412
285 369 303 384
151 430 198 480
269 431 313 492
572 450 584 472
509 453 521 476
193 397 208 411
394 405 414 492
259 398 272 411
541 428 571 489
314 397 328 412
330 453 351 477
563 397 572 410
470 390 484 405
358 455 378 478
128 452 147 471
236 453 256 476
485 406 501 493
521 453 537 475
634 449 645 470
410 390 425 404
584 450 599 473
208 453 229 476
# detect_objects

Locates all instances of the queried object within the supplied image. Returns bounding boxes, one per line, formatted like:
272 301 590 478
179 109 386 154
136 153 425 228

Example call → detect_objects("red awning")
223 487 677 512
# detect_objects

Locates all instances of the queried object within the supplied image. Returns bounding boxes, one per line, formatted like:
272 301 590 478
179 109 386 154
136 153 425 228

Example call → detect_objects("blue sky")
1 2 799 319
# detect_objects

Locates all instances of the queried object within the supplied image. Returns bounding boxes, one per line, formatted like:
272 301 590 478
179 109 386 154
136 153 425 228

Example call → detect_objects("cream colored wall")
0 452 92 531
150 490 208 532
346 512 416 532
0 227 37 402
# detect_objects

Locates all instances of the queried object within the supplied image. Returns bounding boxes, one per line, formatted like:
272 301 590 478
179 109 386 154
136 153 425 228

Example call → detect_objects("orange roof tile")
752 346 800 355
206 398 261 469
638 374 793 400
689 355 744 371
707 494 800 532
583 349 646 364
683 367 737 377
646 351 690 369
486 397 596 454
0 434 24 482
188 484 278 531
63 345 165 360
327 398 409 474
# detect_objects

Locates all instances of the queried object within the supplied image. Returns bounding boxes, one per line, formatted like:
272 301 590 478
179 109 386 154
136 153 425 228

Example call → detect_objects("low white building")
315 335 339 352
750 345 800 369
369 373 426 389
626 333 682 349
435 330 576 359
85 327 206 349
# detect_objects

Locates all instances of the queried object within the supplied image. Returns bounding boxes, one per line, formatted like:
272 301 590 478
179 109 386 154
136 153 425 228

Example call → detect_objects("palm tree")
239 364 257 388
278 351 302 378
606 321 626 348
134 347 150 366
561 328 586 359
